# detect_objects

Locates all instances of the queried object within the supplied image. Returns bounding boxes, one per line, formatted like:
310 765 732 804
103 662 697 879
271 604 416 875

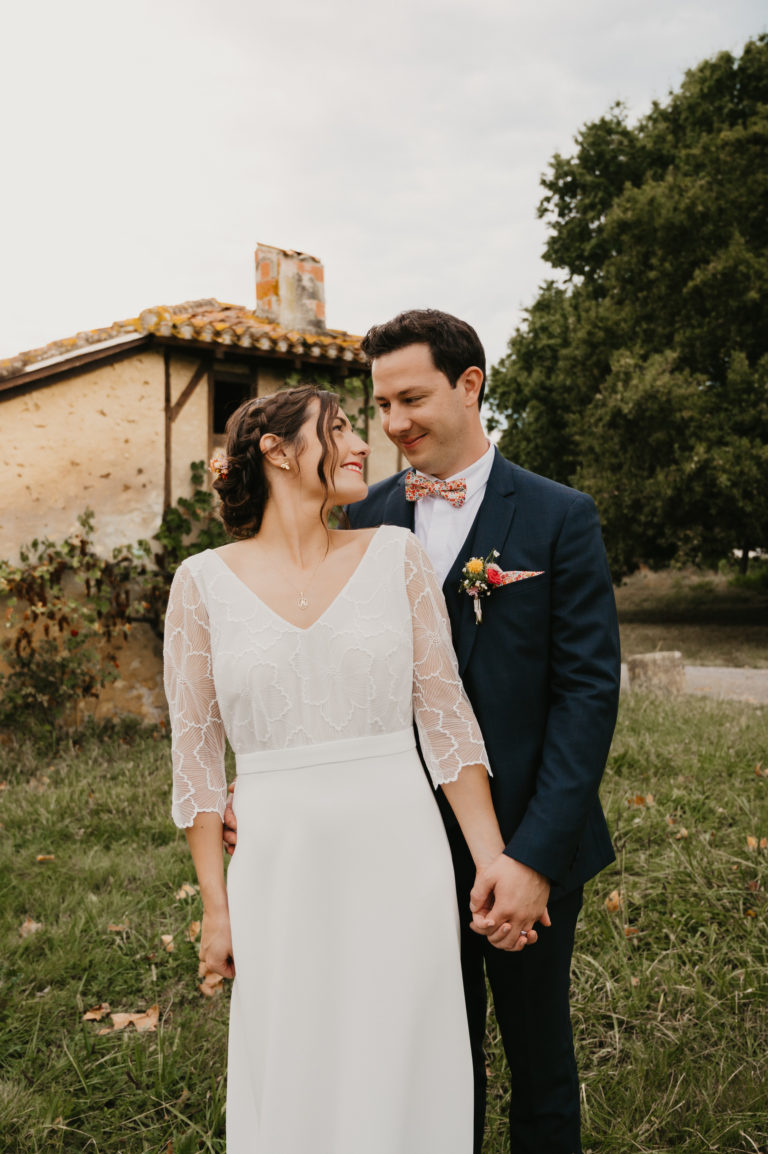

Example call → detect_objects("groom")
225 308 620 1152
349 310 620 1154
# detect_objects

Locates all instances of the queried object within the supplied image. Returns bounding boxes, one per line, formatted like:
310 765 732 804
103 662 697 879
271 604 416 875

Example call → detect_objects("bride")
164 385 507 1153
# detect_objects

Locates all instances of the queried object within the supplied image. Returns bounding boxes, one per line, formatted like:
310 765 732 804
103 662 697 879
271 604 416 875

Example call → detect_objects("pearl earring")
279 461 290 471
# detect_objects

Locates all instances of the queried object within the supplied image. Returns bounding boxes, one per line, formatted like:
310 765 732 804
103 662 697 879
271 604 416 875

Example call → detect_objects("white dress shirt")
413 441 495 586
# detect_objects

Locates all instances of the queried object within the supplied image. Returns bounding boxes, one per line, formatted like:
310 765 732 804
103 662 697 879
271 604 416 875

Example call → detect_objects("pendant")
298 594 309 610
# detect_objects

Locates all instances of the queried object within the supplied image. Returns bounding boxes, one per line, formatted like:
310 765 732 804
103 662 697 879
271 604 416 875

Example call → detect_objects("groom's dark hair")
360 309 486 407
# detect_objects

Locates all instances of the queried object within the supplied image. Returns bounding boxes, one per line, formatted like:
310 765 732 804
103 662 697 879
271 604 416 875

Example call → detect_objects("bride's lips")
341 462 363 474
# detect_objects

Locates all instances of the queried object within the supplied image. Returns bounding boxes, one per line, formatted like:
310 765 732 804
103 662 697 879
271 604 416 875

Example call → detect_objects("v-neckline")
207 526 385 633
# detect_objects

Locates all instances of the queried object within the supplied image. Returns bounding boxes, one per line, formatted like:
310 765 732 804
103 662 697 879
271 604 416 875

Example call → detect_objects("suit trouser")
448 824 583 1154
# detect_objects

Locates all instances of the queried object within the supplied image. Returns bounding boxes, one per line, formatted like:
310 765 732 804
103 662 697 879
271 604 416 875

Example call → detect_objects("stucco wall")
168 353 210 505
0 351 222 561
366 411 401 484
1 353 166 558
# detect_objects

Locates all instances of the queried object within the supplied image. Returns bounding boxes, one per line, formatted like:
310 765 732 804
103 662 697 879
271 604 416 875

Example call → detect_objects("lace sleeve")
163 562 227 828
405 532 491 786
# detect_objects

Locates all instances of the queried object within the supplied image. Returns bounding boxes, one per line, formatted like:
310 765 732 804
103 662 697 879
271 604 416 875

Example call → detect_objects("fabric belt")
235 727 416 776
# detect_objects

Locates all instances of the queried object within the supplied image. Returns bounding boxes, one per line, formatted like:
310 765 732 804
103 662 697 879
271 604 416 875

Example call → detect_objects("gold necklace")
281 550 330 610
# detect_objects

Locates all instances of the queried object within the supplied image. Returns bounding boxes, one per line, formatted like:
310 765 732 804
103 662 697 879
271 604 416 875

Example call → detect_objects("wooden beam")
164 350 172 512
169 359 209 423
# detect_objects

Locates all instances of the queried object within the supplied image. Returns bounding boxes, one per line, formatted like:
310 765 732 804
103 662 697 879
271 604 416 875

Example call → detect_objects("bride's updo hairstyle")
213 384 342 538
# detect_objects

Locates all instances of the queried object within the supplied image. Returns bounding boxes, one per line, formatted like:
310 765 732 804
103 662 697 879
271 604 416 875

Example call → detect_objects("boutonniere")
459 550 544 624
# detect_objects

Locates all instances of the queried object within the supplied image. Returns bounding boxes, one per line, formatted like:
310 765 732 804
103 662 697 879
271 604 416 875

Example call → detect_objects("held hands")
469 854 551 952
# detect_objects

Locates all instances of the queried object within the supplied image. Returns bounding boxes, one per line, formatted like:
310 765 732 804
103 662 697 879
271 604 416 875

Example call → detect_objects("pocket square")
487 565 544 587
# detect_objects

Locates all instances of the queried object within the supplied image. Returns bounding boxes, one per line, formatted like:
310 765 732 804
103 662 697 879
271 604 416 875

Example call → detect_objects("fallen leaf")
674 828 689 840
624 926 639 937
161 934 175 952
19 916 42 938
175 882 199 900
108 1005 159 1032
83 1003 111 1021
666 816 676 826
604 889 622 913
645 793 655 806
198 960 224 997
747 835 758 850
761 838 768 850
186 921 201 943
131 1005 159 1032
754 763 767 778
630 976 640 987
746 880 761 893
627 794 648 807
107 923 128 933
35 854 55 863
200 972 224 997
745 909 757 918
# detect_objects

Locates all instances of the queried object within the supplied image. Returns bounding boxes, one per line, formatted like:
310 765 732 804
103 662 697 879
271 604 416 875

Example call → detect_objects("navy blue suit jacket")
347 449 620 900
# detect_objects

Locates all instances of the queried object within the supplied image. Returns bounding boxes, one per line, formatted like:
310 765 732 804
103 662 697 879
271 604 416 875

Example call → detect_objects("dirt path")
620 664 768 705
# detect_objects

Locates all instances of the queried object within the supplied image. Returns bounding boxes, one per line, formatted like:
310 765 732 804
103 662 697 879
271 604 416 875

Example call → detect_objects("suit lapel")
443 450 518 675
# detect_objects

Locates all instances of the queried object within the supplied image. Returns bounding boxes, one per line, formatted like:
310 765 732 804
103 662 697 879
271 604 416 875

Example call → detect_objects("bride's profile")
163 384 505 1153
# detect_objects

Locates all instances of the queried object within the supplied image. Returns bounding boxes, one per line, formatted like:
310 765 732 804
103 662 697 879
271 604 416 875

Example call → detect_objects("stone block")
626 650 685 694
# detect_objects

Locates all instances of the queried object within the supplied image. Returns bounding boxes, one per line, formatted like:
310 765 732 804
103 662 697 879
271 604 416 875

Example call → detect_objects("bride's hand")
200 910 236 979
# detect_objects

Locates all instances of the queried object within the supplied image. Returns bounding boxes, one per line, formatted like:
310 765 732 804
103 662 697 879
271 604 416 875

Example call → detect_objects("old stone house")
0 245 400 723
0 244 399 560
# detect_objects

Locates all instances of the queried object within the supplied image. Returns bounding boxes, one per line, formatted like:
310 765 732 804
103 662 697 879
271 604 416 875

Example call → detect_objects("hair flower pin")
459 550 544 623
209 452 229 481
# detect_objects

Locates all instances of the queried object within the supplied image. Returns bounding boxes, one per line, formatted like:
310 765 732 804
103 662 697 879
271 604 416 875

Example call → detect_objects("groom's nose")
385 404 412 437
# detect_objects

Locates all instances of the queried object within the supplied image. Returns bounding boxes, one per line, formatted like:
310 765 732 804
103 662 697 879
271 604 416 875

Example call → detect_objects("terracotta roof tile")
0 300 366 383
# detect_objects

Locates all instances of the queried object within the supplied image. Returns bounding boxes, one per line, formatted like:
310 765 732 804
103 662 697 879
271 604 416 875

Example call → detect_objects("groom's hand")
469 854 551 951
223 782 238 856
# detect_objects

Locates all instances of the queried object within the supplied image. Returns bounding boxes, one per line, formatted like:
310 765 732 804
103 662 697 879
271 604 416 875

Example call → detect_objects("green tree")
488 35 768 576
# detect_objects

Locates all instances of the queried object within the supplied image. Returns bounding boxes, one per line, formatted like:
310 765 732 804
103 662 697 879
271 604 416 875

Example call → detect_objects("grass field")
616 568 768 668
1 692 766 1153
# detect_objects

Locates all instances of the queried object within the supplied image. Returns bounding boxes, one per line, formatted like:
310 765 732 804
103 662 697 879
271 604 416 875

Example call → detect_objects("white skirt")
225 729 473 1154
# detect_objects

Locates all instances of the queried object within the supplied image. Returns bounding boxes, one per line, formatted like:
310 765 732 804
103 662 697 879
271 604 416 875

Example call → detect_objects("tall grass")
1 694 766 1153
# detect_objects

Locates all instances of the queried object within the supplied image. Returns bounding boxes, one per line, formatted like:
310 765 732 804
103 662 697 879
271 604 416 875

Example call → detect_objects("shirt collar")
415 441 494 496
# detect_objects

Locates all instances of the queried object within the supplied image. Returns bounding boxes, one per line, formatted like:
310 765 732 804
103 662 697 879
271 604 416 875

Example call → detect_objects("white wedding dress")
164 525 490 1154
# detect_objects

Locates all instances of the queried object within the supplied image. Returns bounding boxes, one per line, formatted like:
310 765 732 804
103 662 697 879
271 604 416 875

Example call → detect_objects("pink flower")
486 564 504 586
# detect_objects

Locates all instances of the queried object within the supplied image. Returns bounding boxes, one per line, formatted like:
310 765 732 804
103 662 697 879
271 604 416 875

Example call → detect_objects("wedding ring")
519 930 529 938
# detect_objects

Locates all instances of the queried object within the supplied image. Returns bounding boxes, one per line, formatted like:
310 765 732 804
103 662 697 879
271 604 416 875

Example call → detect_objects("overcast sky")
1 0 765 369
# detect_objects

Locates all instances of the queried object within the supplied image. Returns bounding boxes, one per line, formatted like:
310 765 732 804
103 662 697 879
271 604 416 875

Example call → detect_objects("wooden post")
164 350 172 512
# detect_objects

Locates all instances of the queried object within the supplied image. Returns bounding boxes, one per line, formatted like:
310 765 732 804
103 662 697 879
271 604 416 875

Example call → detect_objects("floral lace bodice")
164 525 490 827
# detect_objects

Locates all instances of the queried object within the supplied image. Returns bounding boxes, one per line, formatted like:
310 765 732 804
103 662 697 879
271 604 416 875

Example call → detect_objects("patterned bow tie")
404 470 467 508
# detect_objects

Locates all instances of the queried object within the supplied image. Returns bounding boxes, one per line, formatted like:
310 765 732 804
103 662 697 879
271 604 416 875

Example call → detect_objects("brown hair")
214 385 341 538
360 308 486 406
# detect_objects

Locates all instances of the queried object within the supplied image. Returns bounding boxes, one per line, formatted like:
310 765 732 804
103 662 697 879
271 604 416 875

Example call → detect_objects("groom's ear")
458 366 484 408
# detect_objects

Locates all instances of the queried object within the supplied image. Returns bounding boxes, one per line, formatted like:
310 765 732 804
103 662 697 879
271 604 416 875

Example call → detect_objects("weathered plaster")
168 354 210 504
1 353 166 558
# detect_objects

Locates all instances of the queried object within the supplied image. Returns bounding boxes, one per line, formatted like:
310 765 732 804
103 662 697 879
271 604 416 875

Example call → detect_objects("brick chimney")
255 243 326 333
